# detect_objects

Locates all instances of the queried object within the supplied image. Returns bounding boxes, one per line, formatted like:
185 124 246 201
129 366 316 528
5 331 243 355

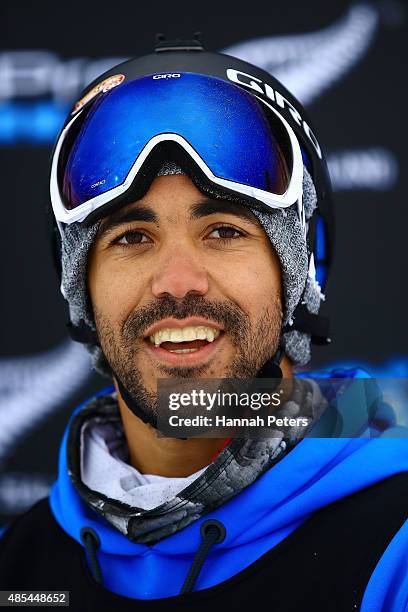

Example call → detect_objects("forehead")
97 174 263 233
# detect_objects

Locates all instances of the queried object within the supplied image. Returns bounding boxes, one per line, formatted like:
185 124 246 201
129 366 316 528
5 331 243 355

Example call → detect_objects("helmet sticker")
71 74 125 115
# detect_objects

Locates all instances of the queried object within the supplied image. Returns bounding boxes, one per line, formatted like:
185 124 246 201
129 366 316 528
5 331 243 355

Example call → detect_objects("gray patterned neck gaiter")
67 377 327 545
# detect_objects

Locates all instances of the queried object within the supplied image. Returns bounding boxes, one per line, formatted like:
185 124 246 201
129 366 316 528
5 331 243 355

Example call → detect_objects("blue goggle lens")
59 72 293 211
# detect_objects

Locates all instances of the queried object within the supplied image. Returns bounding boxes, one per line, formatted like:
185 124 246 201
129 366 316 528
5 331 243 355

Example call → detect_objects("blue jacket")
47 368 408 609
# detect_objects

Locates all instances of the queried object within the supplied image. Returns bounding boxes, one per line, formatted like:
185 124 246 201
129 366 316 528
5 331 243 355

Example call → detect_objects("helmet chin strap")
256 343 284 380
115 375 158 427
115 343 285 430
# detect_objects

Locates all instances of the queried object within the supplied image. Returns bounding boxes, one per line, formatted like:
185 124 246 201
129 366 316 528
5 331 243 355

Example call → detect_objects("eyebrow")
98 205 158 238
97 198 260 239
189 199 260 227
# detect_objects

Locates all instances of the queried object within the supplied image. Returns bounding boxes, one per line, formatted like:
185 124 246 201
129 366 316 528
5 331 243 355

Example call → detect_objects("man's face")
88 174 282 416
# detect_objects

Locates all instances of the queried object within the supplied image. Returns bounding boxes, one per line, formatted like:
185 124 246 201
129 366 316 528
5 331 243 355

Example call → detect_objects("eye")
208 225 245 241
114 230 151 246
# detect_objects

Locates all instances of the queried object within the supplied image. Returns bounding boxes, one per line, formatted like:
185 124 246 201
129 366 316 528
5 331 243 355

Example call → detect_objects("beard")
94 292 282 424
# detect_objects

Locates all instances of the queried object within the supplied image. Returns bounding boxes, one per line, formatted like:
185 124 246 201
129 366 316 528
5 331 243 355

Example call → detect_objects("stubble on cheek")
227 295 283 378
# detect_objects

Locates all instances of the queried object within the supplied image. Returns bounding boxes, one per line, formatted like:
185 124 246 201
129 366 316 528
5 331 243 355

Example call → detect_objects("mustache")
122 294 250 346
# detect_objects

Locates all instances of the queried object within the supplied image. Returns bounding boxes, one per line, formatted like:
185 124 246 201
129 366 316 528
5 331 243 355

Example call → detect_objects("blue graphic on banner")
0 101 68 144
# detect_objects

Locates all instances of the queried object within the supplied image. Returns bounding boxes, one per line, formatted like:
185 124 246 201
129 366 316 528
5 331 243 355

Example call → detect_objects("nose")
151 246 209 299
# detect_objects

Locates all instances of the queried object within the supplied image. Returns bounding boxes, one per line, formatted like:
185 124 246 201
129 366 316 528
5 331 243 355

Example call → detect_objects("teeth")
160 330 171 343
170 329 181 342
184 328 197 341
196 327 207 340
168 348 200 353
149 326 221 346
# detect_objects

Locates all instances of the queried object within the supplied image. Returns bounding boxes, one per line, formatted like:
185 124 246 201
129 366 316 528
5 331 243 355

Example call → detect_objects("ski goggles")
50 72 305 228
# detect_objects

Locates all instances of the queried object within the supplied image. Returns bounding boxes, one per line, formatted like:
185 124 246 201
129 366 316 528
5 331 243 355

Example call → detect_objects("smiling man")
1 42 407 612
88 174 286 476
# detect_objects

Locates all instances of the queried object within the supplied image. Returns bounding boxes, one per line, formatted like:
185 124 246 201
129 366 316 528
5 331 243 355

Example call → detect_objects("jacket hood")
50 367 408 599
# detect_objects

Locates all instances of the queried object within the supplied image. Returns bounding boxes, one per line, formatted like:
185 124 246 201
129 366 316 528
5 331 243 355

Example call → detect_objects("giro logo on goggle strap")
153 73 181 80
226 68 322 159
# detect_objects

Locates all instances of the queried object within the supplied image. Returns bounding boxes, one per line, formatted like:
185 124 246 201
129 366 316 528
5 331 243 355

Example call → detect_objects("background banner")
0 0 407 523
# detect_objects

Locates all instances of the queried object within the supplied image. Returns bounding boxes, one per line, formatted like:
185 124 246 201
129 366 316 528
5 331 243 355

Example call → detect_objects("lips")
140 316 226 365
143 329 225 365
